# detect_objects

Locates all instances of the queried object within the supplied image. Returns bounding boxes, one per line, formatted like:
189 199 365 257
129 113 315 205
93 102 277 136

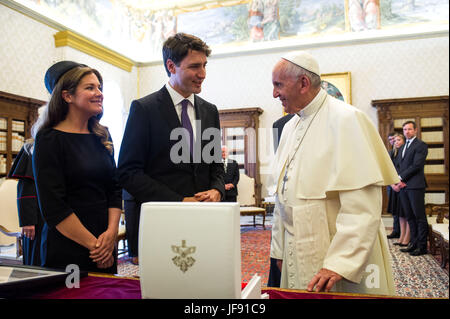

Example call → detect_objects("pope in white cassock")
269 51 399 295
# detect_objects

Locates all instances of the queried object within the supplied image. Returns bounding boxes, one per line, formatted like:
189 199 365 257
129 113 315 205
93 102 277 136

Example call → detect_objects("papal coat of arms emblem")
171 240 196 273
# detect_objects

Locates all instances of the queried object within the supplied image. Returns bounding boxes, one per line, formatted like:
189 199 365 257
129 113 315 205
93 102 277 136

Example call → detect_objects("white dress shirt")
165 83 197 141
401 136 416 158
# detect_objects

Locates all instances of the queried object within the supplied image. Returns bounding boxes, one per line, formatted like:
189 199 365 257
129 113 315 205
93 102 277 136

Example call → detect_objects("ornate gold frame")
321 72 352 104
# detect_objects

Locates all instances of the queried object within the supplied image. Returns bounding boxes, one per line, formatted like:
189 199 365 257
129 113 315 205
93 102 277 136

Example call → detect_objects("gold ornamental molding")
54 31 134 72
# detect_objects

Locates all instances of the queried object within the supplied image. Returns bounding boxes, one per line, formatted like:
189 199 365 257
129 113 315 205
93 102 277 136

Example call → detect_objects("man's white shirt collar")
406 136 416 145
166 83 195 107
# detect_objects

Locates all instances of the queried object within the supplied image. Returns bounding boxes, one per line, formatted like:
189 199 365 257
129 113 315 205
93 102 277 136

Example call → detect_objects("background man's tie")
181 99 193 154
402 140 410 158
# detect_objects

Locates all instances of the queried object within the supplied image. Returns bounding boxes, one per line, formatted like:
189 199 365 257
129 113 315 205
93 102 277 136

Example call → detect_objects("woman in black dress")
32 61 122 273
391 134 410 246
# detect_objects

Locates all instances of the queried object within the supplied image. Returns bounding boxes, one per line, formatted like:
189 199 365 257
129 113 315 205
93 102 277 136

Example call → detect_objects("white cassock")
269 89 399 295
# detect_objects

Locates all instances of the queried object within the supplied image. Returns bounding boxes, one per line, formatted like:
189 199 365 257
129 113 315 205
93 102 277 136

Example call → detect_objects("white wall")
0 5 137 120
0 5 57 101
0 4 137 159
62 47 138 121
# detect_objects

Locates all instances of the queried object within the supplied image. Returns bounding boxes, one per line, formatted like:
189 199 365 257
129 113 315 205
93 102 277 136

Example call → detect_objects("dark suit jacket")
8 147 42 227
272 114 294 151
397 138 428 189
224 159 239 197
118 86 225 203
268 114 294 288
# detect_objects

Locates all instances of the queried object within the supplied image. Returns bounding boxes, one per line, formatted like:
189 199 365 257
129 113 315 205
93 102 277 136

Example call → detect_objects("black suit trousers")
223 195 237 202
267 258 281 287
399 188 428 250
124 199 141 257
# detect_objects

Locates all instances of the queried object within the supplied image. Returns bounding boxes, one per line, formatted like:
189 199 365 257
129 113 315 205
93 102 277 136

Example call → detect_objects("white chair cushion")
237 174 256 206
443 231 449 242
0 179 19 246
240 206 265 213
431 223 449 237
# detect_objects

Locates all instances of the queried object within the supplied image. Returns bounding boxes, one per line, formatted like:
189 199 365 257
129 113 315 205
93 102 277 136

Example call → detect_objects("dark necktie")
181 99 193 154
402 140 410 158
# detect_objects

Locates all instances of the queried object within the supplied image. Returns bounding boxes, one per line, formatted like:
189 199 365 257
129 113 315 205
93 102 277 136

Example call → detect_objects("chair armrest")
0 224 22 238
432 205 449 223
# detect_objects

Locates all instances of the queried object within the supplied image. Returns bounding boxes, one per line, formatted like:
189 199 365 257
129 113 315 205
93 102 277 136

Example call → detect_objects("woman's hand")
96 252 114 269
90 228 116 264
90 208 121 264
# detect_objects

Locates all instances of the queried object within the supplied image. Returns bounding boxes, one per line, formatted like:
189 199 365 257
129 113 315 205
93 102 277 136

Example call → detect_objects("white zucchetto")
282 51 320 76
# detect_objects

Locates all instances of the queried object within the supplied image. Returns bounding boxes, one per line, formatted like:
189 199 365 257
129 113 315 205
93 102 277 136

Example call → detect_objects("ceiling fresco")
4 0 449 63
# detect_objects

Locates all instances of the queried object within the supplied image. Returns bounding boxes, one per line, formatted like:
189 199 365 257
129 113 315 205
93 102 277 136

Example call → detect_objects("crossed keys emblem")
171 240 196 273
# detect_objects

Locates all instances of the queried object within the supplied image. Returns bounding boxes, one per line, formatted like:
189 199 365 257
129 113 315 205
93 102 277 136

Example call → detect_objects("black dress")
32 128 122 273
8 146 43 266
387 150 404 218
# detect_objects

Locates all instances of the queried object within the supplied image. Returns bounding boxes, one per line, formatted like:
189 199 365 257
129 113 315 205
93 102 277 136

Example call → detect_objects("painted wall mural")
12 0 449 62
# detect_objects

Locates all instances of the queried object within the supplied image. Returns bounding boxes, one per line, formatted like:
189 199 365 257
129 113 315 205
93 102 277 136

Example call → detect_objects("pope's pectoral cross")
281 170 288 195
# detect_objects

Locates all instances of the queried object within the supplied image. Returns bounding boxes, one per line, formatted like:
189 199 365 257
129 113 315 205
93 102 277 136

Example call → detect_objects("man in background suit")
221 146 240 202
118 33 225 208
394 121 428 256
272 113 294 150
267 113 294 287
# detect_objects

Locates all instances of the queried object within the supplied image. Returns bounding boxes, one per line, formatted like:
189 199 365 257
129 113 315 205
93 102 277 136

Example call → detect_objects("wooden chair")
116 211 127 257
428 203 449 255
0 179 22 259
430 206 449 268
237 174 266 229
439 221 449 269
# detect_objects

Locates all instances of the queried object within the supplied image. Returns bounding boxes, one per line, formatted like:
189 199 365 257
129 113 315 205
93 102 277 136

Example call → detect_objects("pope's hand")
307 268 343 292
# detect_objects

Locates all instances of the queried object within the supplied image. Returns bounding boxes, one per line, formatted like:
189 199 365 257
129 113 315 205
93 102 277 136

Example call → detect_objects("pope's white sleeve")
322 185 381 283
270 196 285 260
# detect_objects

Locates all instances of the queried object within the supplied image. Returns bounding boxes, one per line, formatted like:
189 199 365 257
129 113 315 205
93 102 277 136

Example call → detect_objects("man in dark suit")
221 146 239 202
272 113 294 150
118 33 225 208
394 121 429 256
266 113 294 288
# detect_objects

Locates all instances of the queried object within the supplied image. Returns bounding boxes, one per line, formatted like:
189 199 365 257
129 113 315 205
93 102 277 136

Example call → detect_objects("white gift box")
139 202 242 299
